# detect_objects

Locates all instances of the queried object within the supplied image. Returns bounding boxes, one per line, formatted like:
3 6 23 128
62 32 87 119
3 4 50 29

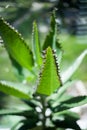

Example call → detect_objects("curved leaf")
0 109 34 117
52 96 87 112
57 81 74 98
0 17 34 70
62 50 87 83
47 81 74 102
52 111 81 130
37 47 62 95
0 80 33 99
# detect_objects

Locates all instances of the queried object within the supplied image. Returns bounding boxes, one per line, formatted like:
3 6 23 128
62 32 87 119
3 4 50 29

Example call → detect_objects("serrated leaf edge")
38 47 62 89
0 17 33 65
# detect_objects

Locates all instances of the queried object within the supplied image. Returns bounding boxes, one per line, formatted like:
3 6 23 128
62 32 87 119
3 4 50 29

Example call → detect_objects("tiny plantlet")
0 11 87 130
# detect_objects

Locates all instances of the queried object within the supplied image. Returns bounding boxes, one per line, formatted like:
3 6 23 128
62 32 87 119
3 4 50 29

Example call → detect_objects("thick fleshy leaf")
62 50 87 83
43 11 56 49
37 47 62 95
32 21 42 66
52 111 81 130
47 81 74 102
43 11 62 64
23 99 42 108
0 17 34 70
20 118 38 130
9 55 24 81
57 81 74 98
52 111 80 121
52 96 87 112
0 80 33 99
0 109 34 117
14 118 38 130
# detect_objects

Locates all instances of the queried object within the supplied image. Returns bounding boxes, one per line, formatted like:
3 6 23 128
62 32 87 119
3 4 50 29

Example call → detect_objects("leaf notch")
37 47 62 96
0 17 34 70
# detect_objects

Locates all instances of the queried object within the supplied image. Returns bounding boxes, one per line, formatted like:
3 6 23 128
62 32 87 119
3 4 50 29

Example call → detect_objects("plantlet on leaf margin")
0 17 34 71
37 47 62 95
0 11 87 130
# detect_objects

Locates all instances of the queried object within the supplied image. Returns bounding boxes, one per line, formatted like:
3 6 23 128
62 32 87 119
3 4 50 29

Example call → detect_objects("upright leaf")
0 80 33 99
32 21 42 66
9 54 24 81
43 11 62 64
57 81 74 98
37 47 62 95
43 11 56 49
0 17 34 70
47 81 74 103
62 50 87 83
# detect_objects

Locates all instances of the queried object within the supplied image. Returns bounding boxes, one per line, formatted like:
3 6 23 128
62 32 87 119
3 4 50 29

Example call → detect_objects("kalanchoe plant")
0 11 87 130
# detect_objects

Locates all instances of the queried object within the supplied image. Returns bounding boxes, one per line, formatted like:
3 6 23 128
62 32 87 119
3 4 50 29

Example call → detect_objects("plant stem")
41 95 56 130
41 95 46 130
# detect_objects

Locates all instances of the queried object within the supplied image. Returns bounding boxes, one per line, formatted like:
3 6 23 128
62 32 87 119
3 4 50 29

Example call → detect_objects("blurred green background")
0 0 87 128
0 0 87 81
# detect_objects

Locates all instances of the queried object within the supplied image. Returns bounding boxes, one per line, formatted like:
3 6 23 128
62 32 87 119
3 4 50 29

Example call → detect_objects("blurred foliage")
0 10 87 130
0 0 87 80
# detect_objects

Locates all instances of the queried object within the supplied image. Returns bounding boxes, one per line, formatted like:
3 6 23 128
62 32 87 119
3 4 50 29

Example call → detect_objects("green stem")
41 95 46 130
40 95 56 130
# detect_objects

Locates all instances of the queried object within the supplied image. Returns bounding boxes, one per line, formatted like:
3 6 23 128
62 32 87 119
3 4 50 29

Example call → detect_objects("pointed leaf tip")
32 21 42 66
43 11 63 64
0 80 32 99
0 17 34 70
37 47 62 96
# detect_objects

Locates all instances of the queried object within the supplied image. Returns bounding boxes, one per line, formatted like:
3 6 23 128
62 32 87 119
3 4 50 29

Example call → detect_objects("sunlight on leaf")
37 47 62 95
43 11 63 64
32 21 42 67
0 17 34 70
0 80 33 99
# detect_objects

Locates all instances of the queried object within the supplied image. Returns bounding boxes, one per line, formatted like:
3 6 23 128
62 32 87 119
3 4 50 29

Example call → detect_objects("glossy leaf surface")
37 47 62 95
52 96 87 112
0 80 33 99
43 11 62 64
32 21 42 66
0 17 33 70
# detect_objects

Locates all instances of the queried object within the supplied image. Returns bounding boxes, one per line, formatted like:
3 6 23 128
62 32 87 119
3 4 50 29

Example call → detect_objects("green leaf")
43 11 56 49
52 96 87 112
56 40 63 64
9 54 24 81
0 109 34 117
23 99 42 108
53 110 80 121
52 111 81 130
47 81 74 102
0 80 33 99
57 81 74 98
32 21 42 66
37 47 62 95
43 11 62 64
11 115 38 130
0 17 34 70
62 50 87 83
17 119 38 130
